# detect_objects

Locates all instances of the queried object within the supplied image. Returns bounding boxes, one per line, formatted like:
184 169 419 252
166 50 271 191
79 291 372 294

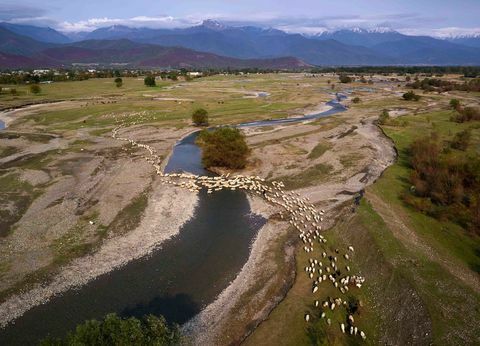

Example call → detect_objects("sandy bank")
0 182 198 328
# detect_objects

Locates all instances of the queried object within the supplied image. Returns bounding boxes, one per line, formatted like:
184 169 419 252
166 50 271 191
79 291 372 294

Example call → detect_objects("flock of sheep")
112 122 367 341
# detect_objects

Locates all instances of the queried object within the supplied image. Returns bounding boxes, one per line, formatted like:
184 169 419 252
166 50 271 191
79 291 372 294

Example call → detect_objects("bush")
352 97 361 104
378 109 390 125
450 129 471 150
144 76 156 87
40 313 181 346
449 98 460 110
10 88 17 95
339 74 353 83
404 134 480 233
114 77 123 88
452 107 480 123
29 84 41 94
196 127 250 169
191 108 209 126
402 91 420 101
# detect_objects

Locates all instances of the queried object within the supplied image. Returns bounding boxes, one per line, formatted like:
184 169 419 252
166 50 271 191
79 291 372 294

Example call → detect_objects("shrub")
339 74 353 83
196 127 250 169
449 98 460 110
144 76 156 87
378 109 390 125
114 77 123 88
402 91 420 101
29 84 41 94
450 129 471 151
352 97 361 104
191 108 209 126
452 107 480 123
40 313 181 346
405 134 480 233
10 88 17 95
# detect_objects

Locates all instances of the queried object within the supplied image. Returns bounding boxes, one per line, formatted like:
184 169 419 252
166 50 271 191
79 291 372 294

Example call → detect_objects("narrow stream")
0 95 346 344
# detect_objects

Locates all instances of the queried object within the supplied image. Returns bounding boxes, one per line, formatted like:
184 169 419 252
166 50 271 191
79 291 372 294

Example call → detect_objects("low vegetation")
402 132 480 233
191 108 209 126
29 84 41 94
114 77 123 88
402 91 420 101
407 77 480 93
196 127 250 169
277 163 333 190
308 141 331 160
451 106 480 123
40 313 181 346
144 76 156 87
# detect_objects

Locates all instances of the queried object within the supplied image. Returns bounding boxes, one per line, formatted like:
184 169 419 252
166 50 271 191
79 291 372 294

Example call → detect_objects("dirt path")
366 191 480 292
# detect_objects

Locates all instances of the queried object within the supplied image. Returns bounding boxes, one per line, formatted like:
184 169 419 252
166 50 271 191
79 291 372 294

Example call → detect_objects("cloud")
58 15 201 32
0 3 45 21
1 6 478 38
398 27 480 38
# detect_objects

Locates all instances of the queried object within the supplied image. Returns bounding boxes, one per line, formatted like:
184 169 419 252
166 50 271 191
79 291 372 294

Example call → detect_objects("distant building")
187 72 203 77
33 69 50 75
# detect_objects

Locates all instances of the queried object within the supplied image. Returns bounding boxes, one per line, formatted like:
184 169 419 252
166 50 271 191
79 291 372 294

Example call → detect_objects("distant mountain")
445 34 480 48
0 27 55 56
40 39 311 69
311 27 405 47
0 29 310 70
0 22 71 44
371 36 480 65
0 51 55 69
82 21 395 65
1 21 480 67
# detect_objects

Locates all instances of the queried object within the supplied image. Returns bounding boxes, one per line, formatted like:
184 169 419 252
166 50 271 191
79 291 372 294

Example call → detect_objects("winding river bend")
0 95 346 344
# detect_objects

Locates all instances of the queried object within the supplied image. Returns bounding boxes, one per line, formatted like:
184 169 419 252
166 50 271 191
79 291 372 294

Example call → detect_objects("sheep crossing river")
111 104 368 340
0 95 366 343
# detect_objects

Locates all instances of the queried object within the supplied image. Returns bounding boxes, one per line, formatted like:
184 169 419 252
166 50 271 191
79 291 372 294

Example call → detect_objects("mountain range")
0 20 479 69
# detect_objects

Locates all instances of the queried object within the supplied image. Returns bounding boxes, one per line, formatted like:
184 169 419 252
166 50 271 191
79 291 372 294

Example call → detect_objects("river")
0 95 346 344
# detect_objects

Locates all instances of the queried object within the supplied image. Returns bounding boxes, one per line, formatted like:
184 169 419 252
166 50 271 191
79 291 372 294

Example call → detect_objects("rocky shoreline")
0 182 198 328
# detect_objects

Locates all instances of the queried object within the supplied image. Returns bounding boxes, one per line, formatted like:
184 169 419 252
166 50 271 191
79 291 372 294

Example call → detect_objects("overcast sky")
1 0 479 37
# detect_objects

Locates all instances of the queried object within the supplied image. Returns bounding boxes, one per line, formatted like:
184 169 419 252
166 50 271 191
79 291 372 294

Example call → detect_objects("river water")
0 95 346 344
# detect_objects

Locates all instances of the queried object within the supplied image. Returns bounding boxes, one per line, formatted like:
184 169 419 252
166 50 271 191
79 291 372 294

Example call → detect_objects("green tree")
30 84 41 94
40 313 181 346
114 77 123 88
197 127 250 169
191 108 209 126
144 76 156 87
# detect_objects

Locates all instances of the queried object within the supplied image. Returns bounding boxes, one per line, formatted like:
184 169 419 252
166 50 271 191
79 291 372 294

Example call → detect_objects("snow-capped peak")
201 19 226 30
311 26 396 36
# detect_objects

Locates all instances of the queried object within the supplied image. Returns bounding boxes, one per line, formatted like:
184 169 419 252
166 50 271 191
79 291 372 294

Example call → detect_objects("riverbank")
0 182 198 328
183 194 294 345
